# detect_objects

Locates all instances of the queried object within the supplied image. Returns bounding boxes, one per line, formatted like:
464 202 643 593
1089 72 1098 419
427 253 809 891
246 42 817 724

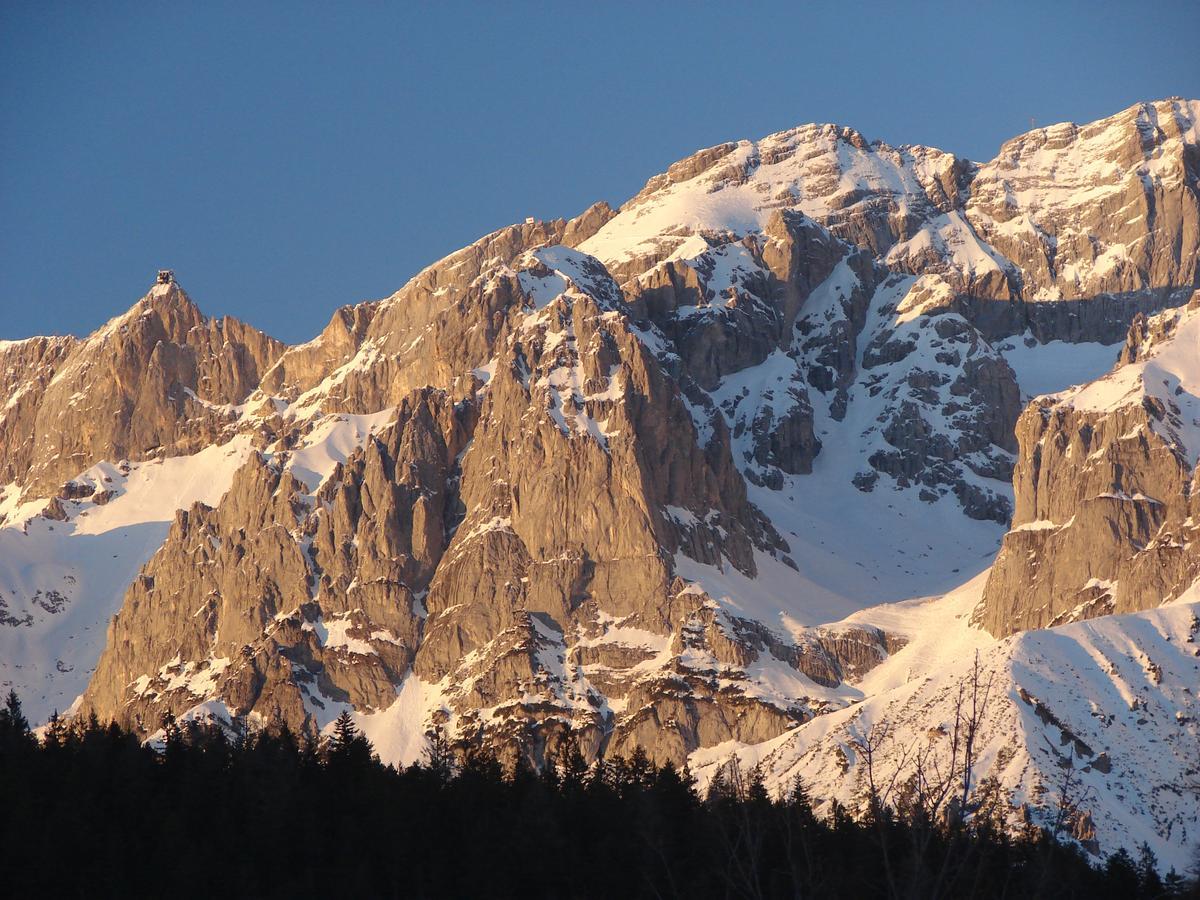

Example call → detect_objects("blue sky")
2 1 1197 343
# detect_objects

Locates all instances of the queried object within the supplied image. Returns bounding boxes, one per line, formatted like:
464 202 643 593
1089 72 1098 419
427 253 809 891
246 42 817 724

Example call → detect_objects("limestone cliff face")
980 293 1200 636
81 389 474 731
80 245 879 768
9 100 1200 771
256 301 382 401
6 282 285 500
254 203 615 410
0 335 78 488
966 99 1200 304
583 98 1200 344
567 99 1198 521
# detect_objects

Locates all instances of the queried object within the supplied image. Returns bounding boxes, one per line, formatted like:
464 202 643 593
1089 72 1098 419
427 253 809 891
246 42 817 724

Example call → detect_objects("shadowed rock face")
6 100 1200 768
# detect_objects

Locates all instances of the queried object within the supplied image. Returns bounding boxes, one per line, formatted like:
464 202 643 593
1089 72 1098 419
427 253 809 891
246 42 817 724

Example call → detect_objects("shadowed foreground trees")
0 691 1195 899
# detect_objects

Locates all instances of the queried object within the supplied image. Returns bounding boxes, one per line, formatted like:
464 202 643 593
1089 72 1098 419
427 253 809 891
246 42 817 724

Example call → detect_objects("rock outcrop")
81 389 474 731
5 282 285 500
254 203 616 409
966 99 1200 304
980 292 1200 636
0 335 78 488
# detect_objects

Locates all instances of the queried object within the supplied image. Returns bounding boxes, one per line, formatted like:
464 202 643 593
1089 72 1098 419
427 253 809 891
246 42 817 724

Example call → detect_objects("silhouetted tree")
421 722 454 784
0 689 1190 899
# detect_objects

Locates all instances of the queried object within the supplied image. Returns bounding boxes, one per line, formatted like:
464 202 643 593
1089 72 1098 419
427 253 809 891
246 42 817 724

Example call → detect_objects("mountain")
2 98 1199 869
982 294 1200 635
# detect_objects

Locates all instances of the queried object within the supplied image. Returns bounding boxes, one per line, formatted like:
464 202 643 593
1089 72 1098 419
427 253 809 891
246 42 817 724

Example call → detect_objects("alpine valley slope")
2 98 1199 866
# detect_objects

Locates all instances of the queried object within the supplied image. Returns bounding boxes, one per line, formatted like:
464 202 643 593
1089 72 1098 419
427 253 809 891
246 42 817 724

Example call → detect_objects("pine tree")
746 763 771 806
43 710 67 750
603 754 634 795
160 710 182 748
706 763 731 804
1136 842 1164 897
328 709 374 769
627 745 654 791
0 689 34 757
651 761 697 818
1 688 29 733
553 729 589 792
331 710 358 749
788 774 813 808
422 723 454 783
460 739 503 783
1103 847 1140 897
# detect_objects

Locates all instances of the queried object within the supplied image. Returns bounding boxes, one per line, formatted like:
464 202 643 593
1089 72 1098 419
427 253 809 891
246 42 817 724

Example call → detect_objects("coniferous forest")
0 690 1194 899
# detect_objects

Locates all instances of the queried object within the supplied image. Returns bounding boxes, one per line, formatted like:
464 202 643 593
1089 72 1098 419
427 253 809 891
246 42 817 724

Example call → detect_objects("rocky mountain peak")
1 280 286 501
100 280 206 346
4 100 1200 870
991 97 1198 165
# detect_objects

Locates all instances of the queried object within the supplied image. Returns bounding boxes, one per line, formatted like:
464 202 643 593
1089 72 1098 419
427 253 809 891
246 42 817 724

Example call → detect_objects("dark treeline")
0 690 1194 899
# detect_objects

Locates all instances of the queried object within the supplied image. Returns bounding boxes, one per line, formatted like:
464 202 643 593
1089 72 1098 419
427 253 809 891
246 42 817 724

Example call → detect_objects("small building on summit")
156 269 175 285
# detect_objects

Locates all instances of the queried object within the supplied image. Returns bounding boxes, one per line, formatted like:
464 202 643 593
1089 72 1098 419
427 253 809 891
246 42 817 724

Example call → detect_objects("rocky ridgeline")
584 99 1198 321
0 98 1198 768
80 243 893 766
0 285 285 506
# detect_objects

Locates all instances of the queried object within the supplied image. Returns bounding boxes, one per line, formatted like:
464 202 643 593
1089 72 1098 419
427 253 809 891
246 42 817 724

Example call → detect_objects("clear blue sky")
2 1 1197 344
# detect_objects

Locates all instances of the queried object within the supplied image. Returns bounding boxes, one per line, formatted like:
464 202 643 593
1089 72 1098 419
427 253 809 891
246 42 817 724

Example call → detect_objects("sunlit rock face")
1 101 1198 823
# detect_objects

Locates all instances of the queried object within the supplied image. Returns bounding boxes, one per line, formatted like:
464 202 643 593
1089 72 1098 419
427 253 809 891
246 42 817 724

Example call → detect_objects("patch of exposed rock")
0 335 78 487
253 203 616 410
82 388 475 731
980 294 1200 635
12 283 285 499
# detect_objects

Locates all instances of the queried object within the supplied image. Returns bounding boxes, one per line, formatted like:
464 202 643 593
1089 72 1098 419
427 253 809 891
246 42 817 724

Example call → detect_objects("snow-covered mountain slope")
691 575 1200 873
0 411 398 723
1063 296 1200 433
0 438 257 720
1 98 1199 866
582 98 1199 310
578 126 970 278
